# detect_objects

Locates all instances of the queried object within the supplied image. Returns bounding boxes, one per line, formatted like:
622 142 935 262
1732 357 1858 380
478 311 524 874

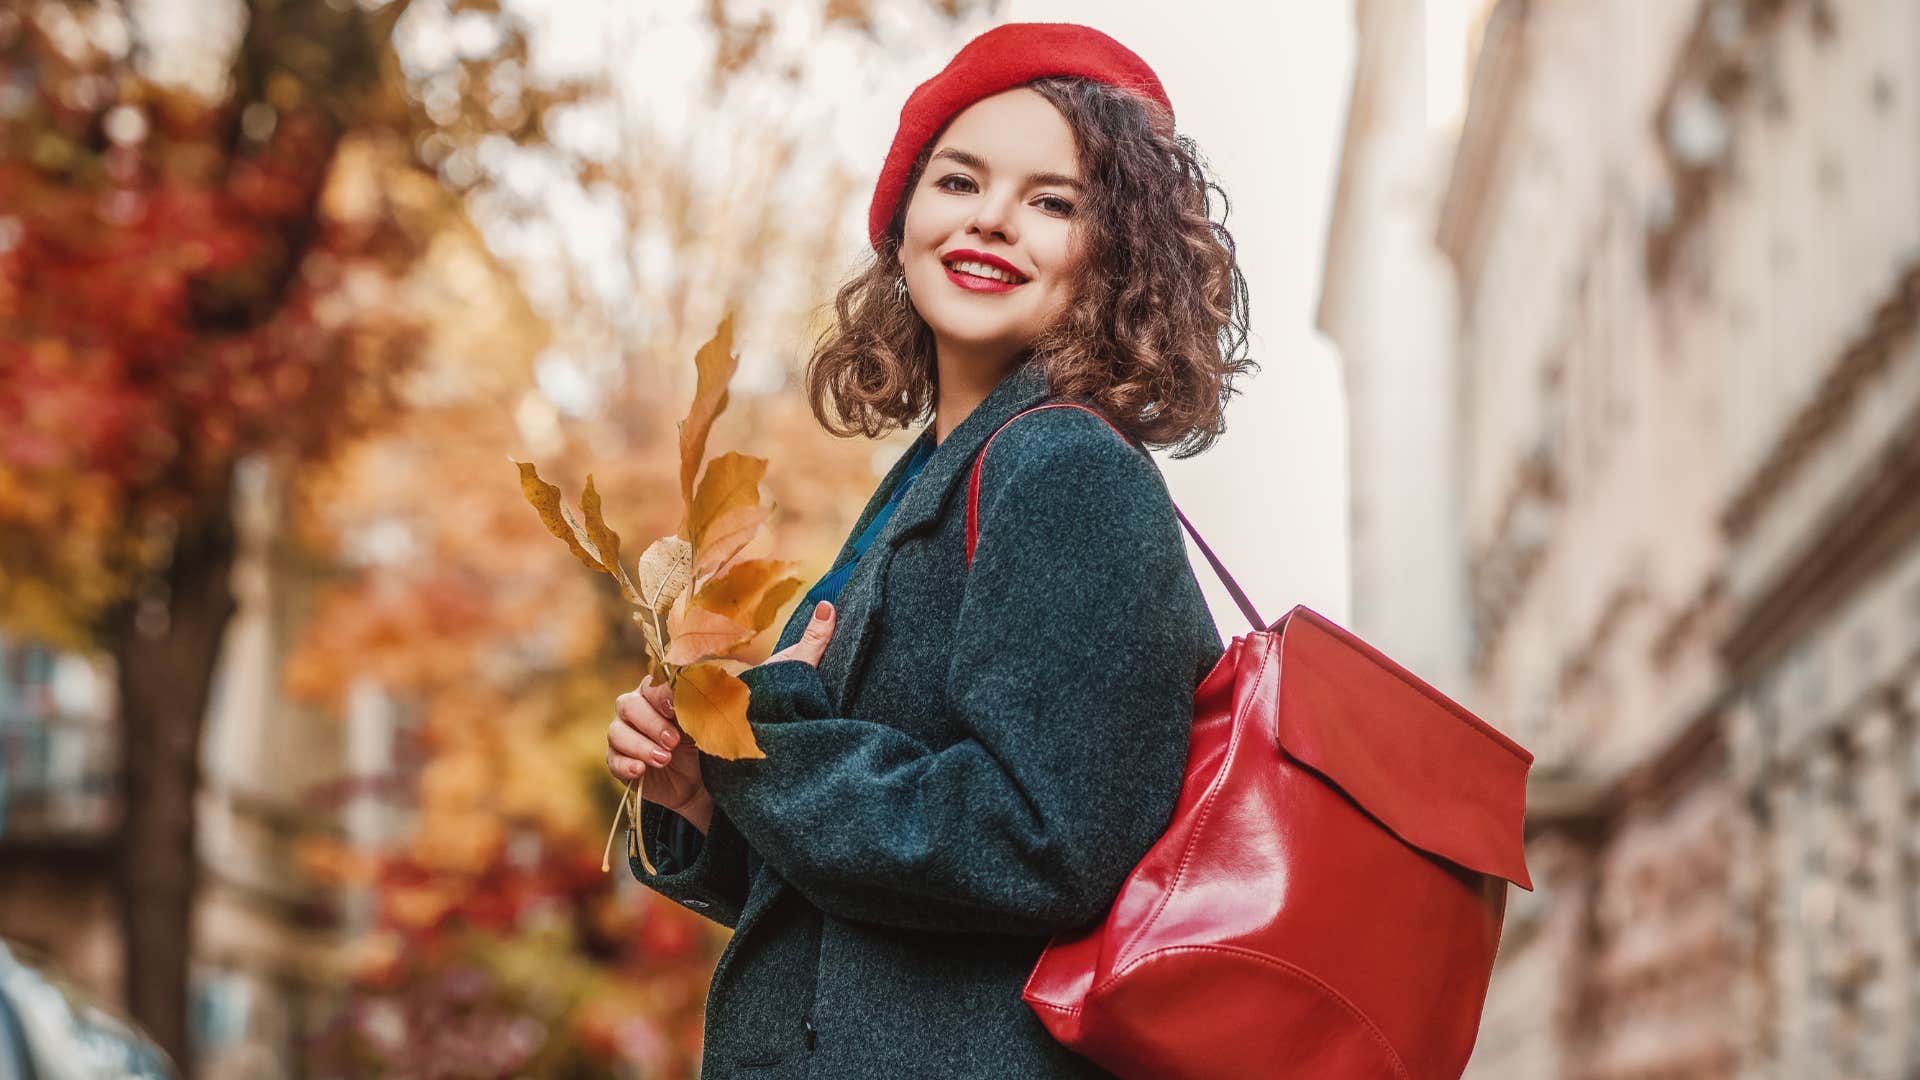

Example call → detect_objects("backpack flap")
1271 606 1535 891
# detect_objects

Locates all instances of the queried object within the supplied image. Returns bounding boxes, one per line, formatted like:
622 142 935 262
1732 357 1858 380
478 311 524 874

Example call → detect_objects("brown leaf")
687 452 766 550
692 502 772 580
675 660 764 759
664 603 756 666
513 459 606 572
580 474 641 606
694 558 802 632
678 314 739 515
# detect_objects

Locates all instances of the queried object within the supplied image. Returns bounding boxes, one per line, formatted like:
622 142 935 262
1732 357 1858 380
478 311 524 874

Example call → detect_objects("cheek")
900 197 927 243
903 189 960 246
1038 248 1081 306
1039 279 1077 321
1035 229 1083 282
899 194 932 250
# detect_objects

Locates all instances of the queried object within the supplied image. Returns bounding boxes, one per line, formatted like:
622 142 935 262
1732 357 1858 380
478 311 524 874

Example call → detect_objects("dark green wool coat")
629 357 1225 1078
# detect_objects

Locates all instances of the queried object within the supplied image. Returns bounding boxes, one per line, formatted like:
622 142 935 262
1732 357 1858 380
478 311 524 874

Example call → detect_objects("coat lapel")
811 358 1057 705
770 424 936 652
715 359 1058 994
885 358 1055 545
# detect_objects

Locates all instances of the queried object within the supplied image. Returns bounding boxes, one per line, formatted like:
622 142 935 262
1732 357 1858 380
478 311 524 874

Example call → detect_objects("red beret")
867 22 1174 253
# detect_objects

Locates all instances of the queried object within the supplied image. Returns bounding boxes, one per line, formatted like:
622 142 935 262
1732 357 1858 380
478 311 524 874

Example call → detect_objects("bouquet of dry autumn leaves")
513 315 802 874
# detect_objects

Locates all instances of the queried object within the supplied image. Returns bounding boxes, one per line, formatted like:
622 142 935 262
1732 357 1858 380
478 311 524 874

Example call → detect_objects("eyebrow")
930 147 1084 192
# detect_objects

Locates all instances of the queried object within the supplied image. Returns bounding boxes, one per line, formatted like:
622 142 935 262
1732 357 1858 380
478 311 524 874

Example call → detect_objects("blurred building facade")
1316 0 1474 706
1321 0 1920 1076
0 456 378 1078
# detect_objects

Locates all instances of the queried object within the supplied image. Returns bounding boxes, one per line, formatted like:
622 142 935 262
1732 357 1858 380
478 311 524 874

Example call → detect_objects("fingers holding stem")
604 613 675 876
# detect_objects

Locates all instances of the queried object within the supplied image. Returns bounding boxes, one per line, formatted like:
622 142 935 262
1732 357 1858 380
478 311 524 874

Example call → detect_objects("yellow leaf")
513 459 606 571
664 603 756 666
752 576 804 634
580 474 642 606
687 452 766 550
692 503 772 579
675 660 763 759
693 558 799 628
679 314 739 512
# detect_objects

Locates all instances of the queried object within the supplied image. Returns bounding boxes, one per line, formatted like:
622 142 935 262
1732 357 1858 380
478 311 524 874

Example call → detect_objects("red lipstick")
940 248 1029 293
944 264 1023 293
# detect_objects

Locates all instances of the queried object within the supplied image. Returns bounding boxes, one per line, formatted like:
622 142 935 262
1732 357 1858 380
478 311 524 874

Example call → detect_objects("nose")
965 186 1018 245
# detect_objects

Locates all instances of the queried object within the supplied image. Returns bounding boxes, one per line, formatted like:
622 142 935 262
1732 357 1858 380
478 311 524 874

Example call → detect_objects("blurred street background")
2 0 1917 1077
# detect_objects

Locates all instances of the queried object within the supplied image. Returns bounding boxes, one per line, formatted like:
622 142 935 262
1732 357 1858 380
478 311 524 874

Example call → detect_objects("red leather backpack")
965 402 1535 1080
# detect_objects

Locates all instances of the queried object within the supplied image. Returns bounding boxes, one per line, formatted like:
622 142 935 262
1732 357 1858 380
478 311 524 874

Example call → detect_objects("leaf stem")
602 776 652 874
645 606 681 681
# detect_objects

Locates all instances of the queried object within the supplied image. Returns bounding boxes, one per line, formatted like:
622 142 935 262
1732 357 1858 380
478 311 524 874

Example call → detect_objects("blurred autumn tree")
1 0 995 1071
0 0 589 1069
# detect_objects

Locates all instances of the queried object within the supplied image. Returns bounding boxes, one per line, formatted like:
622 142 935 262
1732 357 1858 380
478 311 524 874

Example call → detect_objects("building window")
0 636 117 843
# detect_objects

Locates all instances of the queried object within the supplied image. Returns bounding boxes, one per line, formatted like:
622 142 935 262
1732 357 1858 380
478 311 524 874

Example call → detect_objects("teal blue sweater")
799 434 935 610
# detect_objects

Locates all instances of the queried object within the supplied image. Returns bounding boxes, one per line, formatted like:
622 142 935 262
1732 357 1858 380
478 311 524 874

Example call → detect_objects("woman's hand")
609 676 707 819
759 599 836 668
607 600 838 826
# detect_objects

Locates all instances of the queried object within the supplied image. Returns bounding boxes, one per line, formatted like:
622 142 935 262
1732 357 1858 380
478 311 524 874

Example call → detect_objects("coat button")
803 1014 817 1051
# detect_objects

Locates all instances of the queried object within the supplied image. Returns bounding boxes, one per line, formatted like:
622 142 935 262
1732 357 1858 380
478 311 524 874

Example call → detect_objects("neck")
931 342 1022 447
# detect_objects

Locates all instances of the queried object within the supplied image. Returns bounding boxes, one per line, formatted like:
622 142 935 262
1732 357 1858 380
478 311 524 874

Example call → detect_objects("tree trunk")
107 488 239 1076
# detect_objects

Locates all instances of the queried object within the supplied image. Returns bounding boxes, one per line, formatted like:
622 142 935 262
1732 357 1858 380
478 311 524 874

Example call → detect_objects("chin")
928 320 1031 353
920 300 1030 336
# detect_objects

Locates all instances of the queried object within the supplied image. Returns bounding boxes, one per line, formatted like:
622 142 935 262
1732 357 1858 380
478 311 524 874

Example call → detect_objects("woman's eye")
935 175 1072 216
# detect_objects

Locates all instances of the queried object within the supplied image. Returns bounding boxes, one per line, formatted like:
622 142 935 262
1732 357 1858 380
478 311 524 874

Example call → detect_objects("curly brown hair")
801 75 1255 460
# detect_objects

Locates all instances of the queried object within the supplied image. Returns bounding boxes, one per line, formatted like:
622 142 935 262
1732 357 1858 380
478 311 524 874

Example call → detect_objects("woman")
606 21 1254 1077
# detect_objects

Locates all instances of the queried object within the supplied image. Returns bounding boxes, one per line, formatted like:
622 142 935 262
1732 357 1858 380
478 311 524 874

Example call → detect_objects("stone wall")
1323 0 1920 1075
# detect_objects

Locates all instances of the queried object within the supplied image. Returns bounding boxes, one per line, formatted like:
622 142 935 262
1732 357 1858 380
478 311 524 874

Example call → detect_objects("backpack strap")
964 401 1267 633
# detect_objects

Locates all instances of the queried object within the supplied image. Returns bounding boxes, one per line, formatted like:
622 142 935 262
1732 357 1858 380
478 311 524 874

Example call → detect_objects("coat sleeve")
626 796 753 929
701 422 1201 936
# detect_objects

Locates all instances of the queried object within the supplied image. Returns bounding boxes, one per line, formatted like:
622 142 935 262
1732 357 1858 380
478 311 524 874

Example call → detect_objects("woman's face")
899 87 1085 375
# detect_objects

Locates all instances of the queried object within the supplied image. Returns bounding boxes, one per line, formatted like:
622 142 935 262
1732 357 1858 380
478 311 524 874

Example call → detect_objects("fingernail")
813 600 831 620
662 729 678 747
652 748 672 764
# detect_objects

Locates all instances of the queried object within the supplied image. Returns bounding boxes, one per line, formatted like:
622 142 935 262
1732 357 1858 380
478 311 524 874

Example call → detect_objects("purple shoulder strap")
964 402 1267 633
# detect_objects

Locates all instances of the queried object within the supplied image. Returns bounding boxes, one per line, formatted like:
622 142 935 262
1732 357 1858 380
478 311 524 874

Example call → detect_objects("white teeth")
946 259 1022 284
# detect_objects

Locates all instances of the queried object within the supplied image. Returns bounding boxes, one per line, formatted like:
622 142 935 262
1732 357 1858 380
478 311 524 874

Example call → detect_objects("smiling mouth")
940 253 1029 282
941 258 1028 290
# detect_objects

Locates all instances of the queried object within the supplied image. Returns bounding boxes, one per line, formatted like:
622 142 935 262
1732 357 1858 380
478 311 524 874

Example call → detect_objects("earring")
893 274 910 304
